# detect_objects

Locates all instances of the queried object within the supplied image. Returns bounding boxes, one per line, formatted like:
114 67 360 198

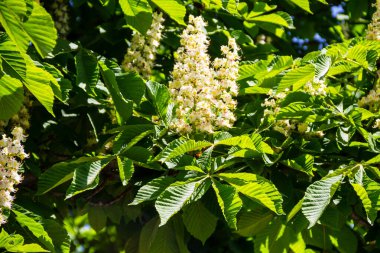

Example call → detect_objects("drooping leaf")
113 124 154 154
0 74 23 120
37 156 105 195
289 0 312 13
12 207 54 252
116 71 146 104
277 64 315 92
145 81 171 124
150 0 186 25
302 174 344 228
212 179 242 229
99 60 133 122
25 64 55 116
0 34 26 80
117 156 134 186
119 0 152 34
154 138 212 162
217 173 284 215
182 202 218 244
130 177 175 205
65 157 113 199
236 209 273 237
75 49 99 96
155 179 204 226
22 3 57 58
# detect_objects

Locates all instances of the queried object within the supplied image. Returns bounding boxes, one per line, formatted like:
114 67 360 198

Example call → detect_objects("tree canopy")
0 0 380 252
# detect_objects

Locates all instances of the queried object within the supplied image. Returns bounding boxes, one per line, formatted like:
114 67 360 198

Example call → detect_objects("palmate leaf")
130 177 175 205
150 0 186 25
302 174 344 228
120 0 152 34
153 138 212 162
182 201 218 244
217 173 284 214
0 74 23 120
212 179 242 229
155 178 207 226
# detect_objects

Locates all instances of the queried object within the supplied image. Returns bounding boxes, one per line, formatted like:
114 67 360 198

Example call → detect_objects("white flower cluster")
169 15 239 134
261 89 324 137
367 0 380 41
304 79 328 96
374 119 380 129
358 86 380 112
122 12 165 79
51 0 70 37
0 127 28 225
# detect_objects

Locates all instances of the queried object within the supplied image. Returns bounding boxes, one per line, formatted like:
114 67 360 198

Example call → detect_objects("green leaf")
116 72 146 104
302 174 344 228
254 218 305 253
365 153 380 165
43 220 71 253
12 207 54 252
248 13 290 27
0 0 29 54
217 173 284 214
282 154 314 176
0 34 26 80
37 156 104 195
150 0 186 25
214 135 257 150
113 124 154 154
99 60 133 122
277 64 315 92
289 0 312 13
22 3 57 58
25 64 55 116
314 55 331 79
212 179 242 229
75 49 99 96
182 202 218 244
130 177 175 205
145 81 170 124
65 157 112 199
120 0 152 34
236 209 273 237
0 74 23 120
154 138 212 162
155 179 204 226
117 156 134 186
88 206 107 232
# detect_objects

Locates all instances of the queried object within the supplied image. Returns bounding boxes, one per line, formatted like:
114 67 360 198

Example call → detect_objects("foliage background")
0 0 380 252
